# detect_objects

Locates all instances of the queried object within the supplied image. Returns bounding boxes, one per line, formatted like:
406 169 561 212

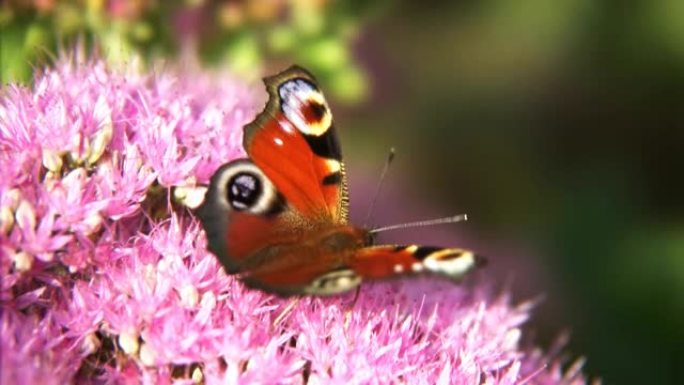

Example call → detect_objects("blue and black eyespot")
227 172 262 211
207 159 283 216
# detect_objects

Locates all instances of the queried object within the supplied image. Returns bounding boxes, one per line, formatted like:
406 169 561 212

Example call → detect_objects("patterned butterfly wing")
240 243 484 296
198 67 352 281
198 159 295 273
349 245 484 281
198 65 484 297
239 241 362 296
243 66 349 224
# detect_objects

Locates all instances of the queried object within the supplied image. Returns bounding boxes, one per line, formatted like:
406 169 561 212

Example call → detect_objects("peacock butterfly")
197 66 483 296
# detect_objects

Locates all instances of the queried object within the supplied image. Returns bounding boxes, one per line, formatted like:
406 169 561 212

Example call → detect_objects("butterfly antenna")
370 214 468 234
363 147 396 227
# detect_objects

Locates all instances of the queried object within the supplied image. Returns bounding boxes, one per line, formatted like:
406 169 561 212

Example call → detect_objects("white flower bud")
87 123 113 165
180 284 200 308
1 206 14 234
503 328 521 351
191 365 204 384
118 331 140 355
82 213 103 235
15 200 36 231
200 291 216 310
42 149 63 173
173 185 208 209
139 342 156 366
13 251 34 272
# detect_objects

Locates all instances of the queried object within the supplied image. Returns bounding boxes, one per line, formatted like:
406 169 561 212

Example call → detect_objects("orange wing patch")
243 66 347 223
247 113 342 220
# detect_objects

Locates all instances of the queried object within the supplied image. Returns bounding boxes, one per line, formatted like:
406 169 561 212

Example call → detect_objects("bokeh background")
1 1 681 384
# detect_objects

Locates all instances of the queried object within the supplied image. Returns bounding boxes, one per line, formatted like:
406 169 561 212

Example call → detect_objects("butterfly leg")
273 297 301 326
346 285 363 310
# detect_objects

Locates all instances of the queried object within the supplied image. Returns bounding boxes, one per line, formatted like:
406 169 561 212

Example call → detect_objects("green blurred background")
1 1 682 384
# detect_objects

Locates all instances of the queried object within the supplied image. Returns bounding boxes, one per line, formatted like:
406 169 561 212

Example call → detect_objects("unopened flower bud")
118 331 140 355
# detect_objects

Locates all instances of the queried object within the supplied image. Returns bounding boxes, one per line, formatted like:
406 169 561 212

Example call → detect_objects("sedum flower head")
0 57 594 384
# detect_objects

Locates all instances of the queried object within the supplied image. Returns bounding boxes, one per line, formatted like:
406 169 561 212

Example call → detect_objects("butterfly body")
198 66 481 296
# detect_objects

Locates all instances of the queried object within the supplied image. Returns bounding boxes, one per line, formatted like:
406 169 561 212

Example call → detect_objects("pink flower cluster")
0 57 593 384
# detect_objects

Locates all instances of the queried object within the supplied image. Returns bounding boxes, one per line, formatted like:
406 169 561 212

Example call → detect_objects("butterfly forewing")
243 66 349 223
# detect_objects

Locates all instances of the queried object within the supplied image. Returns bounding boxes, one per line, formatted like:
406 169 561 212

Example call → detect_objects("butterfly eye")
227 172 262 211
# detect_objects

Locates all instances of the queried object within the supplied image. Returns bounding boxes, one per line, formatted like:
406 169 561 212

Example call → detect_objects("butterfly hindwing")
198 159 291 271
239 244 482 297
241 251 361 296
